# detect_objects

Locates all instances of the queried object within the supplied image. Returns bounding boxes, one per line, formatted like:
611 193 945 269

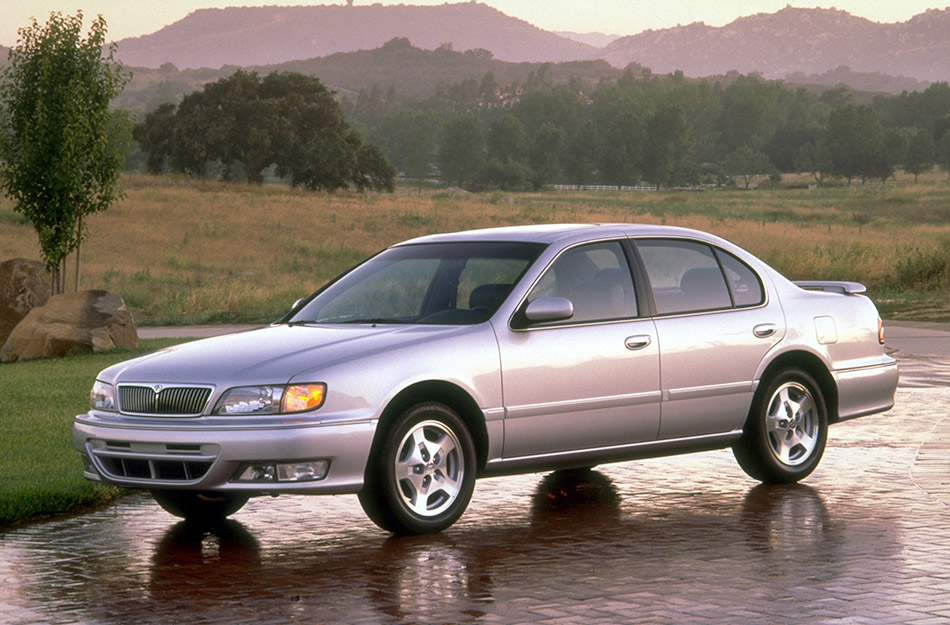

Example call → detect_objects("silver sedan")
73 224 898 534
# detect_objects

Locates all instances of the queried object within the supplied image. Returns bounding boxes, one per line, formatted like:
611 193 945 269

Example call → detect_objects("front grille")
97 455 212 481
88 440 217 485
118 384 213 417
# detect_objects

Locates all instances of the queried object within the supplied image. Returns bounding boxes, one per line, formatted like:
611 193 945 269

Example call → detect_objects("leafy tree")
370 109 440 173
404 130 436 190
132 103 176 174
487 115 527 164
476 157 532 191
564 119 600 185
478 115 532 191
765 125 818 174
821 104 883 185
599 108 645 186
0 11 131 293
717 76 788 154
937 132 950 180
903 128 935 182
724 146 773 189
515 87 585 140
135 70 393 192
870 127 908 185
437 113 484 187
795 141 828 186
353 143 397 193
643 105 692 187
528 122 565 188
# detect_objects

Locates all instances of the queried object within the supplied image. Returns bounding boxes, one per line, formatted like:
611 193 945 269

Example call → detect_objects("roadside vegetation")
0 339 183 526
0 172 948 324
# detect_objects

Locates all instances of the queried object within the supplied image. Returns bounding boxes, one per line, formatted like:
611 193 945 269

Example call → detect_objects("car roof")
399 223 723 247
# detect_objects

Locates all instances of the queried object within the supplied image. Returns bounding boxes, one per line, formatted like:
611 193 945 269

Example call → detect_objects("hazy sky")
3 1 948 46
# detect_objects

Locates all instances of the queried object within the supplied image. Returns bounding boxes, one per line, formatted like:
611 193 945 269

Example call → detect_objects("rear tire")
152 490 249 523
359 402 476 535
733 367 828 484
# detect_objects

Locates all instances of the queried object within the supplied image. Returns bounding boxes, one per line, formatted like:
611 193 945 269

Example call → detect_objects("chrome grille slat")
118 384 213 417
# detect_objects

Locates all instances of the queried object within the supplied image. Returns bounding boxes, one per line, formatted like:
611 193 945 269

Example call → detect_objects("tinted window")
527 241 638 323
291 242 542 325
636 239 732 315
716 249 765 307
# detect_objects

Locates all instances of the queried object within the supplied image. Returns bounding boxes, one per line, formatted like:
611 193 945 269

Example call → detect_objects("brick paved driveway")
1 358 948 625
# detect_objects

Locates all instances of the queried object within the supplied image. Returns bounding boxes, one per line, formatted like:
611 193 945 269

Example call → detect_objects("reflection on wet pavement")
1 366 949 624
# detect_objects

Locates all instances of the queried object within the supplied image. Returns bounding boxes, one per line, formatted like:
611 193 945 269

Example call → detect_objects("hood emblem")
153 384 164 393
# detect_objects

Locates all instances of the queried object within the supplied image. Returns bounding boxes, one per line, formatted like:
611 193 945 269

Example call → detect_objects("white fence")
551 184 658 192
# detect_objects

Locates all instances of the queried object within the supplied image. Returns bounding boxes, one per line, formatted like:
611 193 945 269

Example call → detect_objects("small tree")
724 146 773 189
821 104 882 185
437 114 484 188
903 128 935 183
937 132 950 180
0 12 130 293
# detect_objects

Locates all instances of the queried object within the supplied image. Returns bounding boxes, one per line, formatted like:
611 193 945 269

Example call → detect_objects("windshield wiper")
337 317 408 325
287 315 410 325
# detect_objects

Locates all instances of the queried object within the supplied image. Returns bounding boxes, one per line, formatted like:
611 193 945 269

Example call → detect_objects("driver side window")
527 241 638 324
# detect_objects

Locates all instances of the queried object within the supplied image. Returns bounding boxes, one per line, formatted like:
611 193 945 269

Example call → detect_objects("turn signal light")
281 384 327 413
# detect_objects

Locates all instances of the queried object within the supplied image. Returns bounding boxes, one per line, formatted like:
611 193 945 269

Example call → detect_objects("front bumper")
72 412 377 495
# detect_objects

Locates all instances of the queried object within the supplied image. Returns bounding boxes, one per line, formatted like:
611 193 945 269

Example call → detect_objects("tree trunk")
74 215 82 292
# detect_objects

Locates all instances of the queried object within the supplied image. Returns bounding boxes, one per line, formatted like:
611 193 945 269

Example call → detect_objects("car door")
634 238 785 440
495 240 661 458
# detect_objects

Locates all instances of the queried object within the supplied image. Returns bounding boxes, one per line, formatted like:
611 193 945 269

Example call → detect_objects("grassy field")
1 173 949 324
0 339 183 526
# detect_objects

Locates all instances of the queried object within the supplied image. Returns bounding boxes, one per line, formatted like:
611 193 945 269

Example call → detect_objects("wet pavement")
2 333 950 624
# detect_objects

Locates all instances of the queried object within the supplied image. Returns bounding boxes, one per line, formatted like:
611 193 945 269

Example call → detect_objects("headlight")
214 384 326 415
90 381 116 411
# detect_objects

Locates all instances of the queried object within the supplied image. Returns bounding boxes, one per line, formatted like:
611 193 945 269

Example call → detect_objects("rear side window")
636 239 763 315
715 249 765 307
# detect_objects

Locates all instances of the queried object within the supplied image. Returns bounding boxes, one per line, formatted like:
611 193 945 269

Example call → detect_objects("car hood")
100 324 477 388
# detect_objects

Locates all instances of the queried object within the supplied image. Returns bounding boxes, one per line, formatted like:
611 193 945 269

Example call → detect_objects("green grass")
0 339 185 527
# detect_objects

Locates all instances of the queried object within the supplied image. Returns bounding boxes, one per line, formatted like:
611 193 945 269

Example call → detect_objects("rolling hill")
601 6 950 83
114 2 597 69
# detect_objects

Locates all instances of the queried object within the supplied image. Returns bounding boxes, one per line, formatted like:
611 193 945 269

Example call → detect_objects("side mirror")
292 298 306 310
523 297 574 324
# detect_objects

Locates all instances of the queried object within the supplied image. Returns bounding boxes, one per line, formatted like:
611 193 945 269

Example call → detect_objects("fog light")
236 464 276 482
80 454 97 474
276 460 329 482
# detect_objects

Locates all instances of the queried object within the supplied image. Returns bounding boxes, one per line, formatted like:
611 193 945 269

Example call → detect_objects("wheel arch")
757 350 839 423
373 381 490 471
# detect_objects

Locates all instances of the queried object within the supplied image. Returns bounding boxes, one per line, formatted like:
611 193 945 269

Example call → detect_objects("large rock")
0 258 51 347
0 290 138 362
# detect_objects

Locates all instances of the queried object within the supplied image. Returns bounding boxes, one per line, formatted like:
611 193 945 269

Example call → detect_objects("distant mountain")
115 39 622 113
786 66 928 95
255 38 618 100
114 2 597 69
601 6 950 83
554 31 621 48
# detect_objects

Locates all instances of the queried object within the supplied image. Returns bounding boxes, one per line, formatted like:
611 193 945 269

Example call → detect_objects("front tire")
733 368 828 484
152 490 249 523
359 402 476 535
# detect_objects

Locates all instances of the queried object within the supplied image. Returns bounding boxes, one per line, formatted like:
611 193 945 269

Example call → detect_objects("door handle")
753 323 777 338
625 335 652 350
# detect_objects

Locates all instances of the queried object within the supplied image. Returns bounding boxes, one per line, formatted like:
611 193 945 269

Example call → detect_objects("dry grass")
1 174 948 324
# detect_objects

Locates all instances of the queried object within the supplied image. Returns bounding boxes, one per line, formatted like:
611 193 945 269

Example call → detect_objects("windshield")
288 242 543 325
